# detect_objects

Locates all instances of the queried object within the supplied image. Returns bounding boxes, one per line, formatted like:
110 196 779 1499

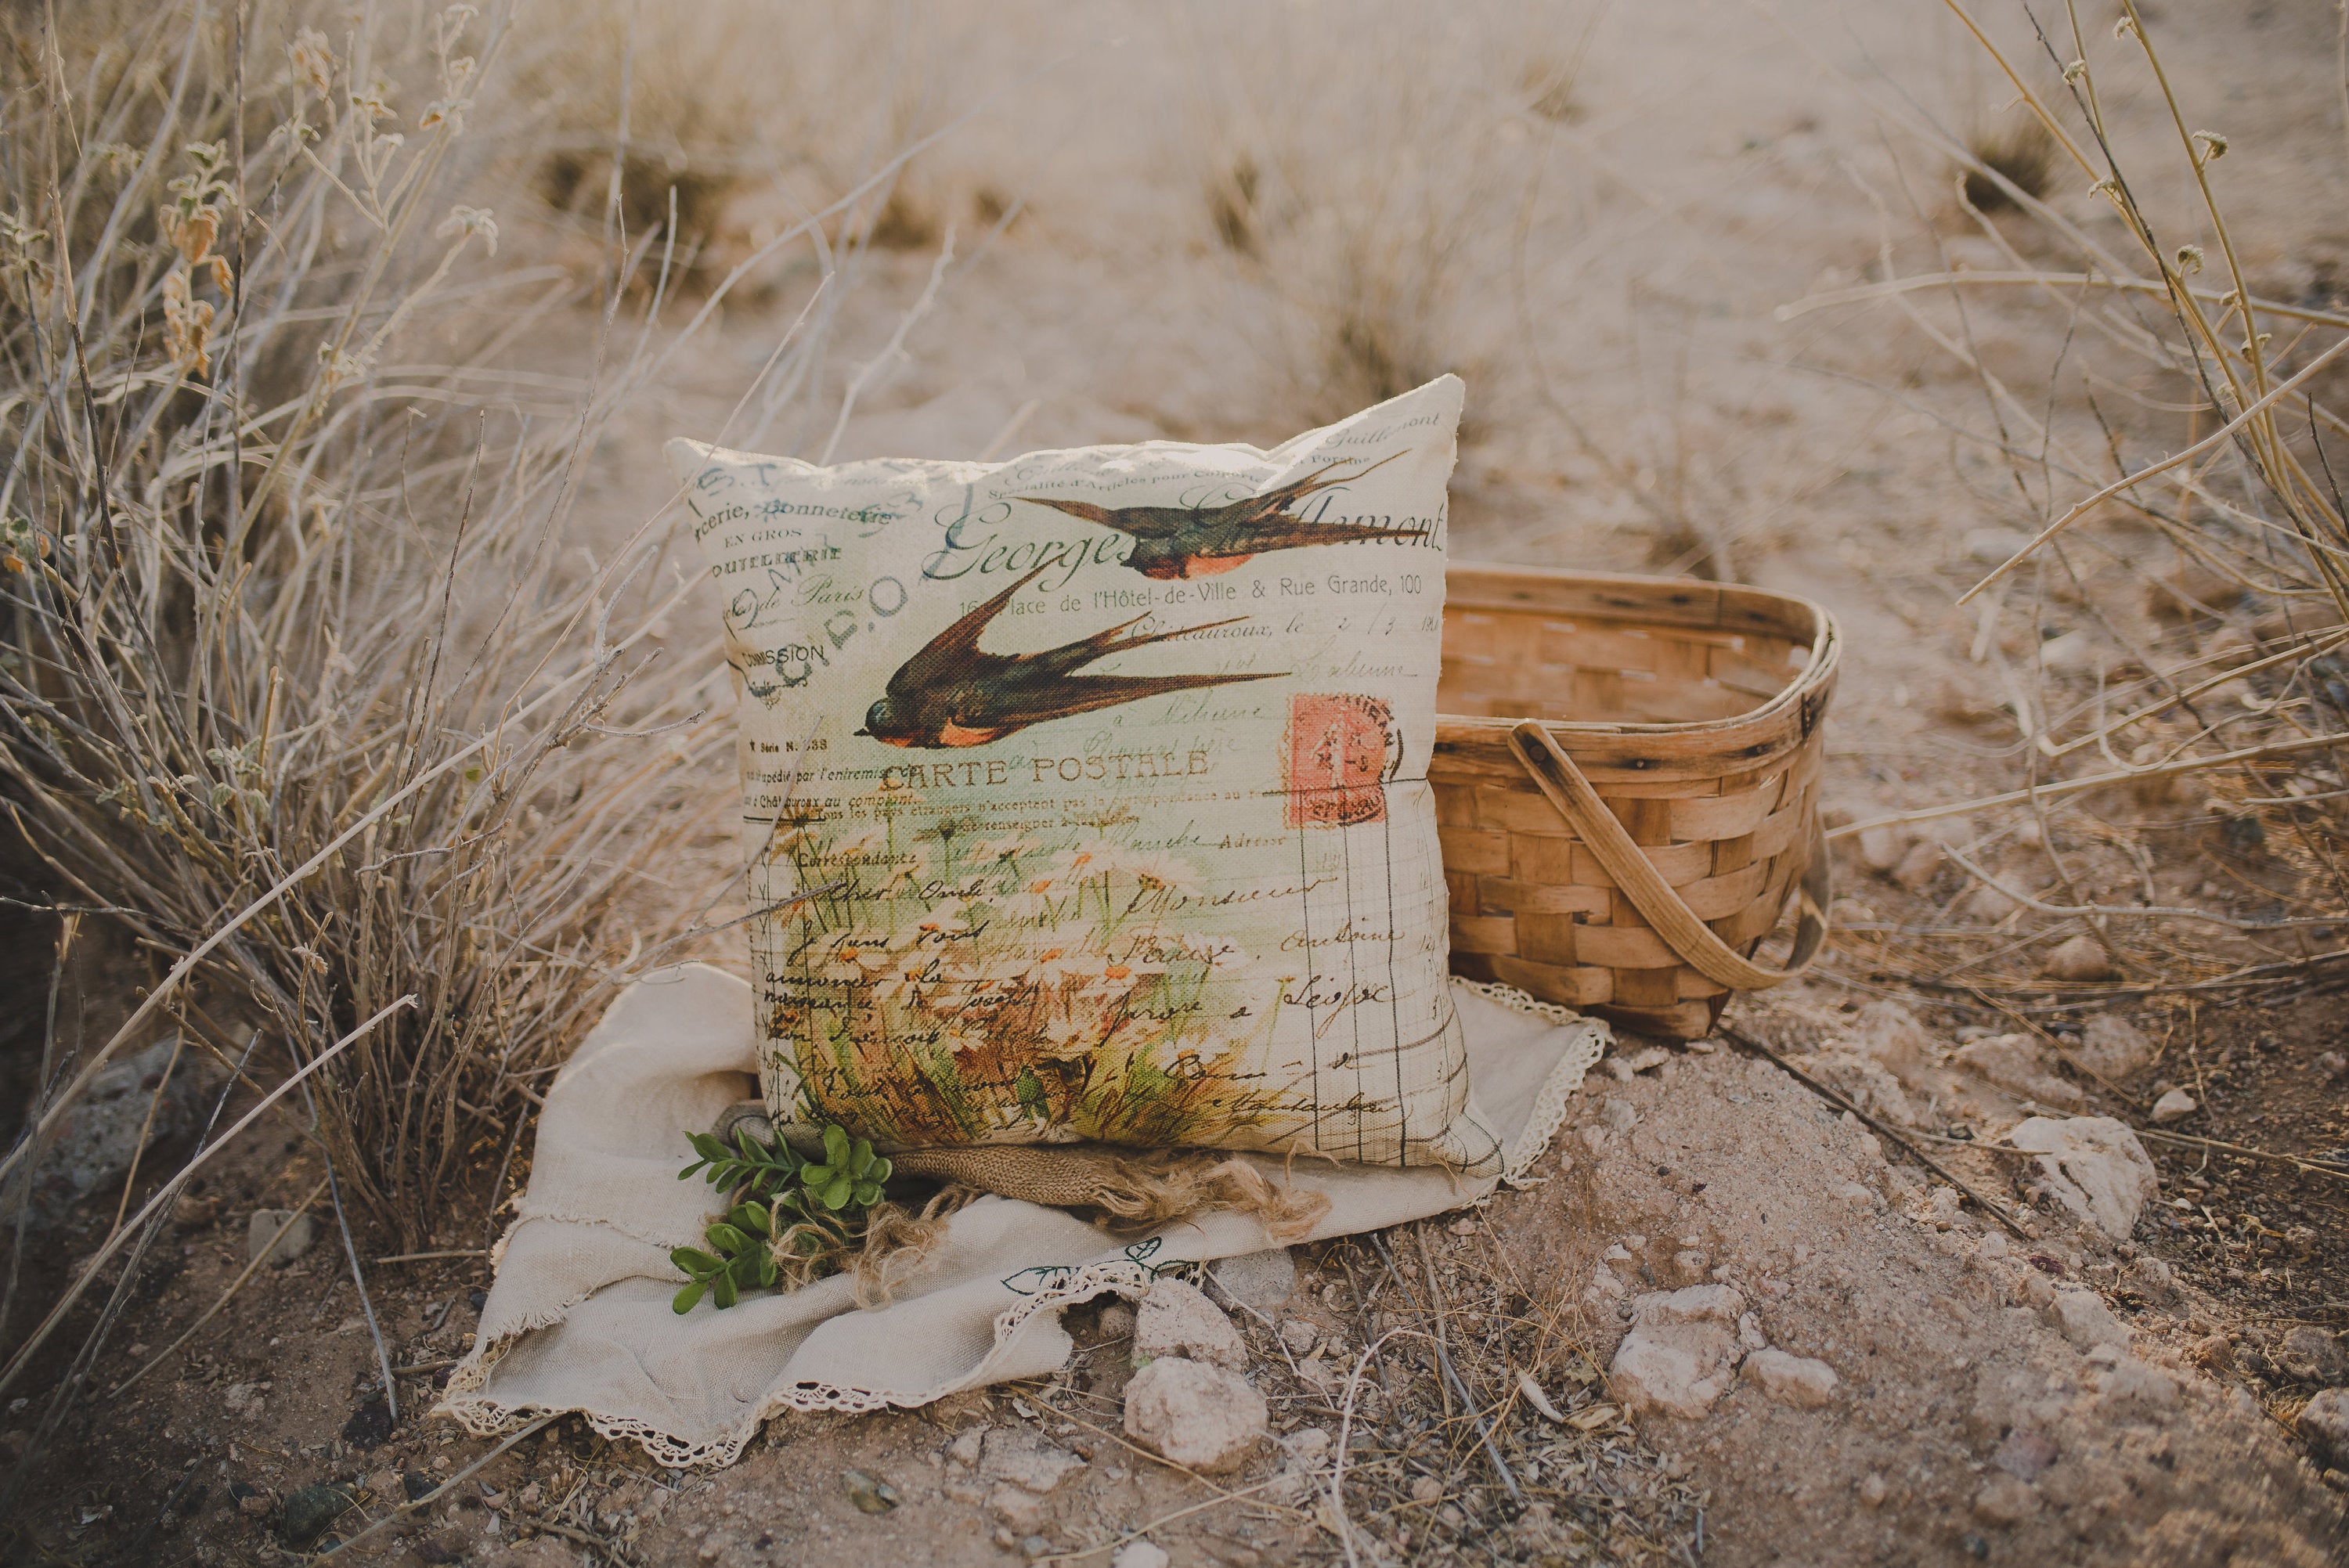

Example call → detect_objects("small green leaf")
869 1155 893 1185
670 1247 721 1276
672 1279 708 1314
821 1173 853 1209
823 1124 850 1166
800 1163 837 1190
756 1250 778 1288
853 1181 881 1207
733 1203 772 1235
847 1137 875 1176
712 1271 738 1310
705 1223 750 1253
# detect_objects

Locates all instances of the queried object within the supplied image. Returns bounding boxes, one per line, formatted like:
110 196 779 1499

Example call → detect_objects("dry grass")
1174 5 1568 427
1961 115 2056 210
0 0 962 1520
1802 1 2349 1000
1019 1224 1703 1565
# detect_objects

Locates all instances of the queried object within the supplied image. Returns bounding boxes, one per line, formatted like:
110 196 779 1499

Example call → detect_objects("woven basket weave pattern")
1431 568 1838 1040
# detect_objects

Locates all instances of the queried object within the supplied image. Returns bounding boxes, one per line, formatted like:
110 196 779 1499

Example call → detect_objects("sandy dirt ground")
7 1 2349 1563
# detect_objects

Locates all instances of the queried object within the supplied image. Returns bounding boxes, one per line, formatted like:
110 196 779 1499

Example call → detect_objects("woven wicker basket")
1433 565 1838 1040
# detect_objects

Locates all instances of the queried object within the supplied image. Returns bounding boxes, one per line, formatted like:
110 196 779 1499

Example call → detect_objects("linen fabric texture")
667 377 1491 1170
438 964 1608 1467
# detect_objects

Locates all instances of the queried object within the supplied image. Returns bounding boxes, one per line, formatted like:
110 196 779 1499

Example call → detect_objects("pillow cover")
668 376 1496 1172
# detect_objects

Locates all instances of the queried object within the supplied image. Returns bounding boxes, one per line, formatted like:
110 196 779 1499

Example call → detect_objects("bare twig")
314 1413 557 1560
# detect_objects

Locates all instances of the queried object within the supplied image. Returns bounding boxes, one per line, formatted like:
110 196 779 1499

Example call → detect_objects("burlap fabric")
438 964 1607 1467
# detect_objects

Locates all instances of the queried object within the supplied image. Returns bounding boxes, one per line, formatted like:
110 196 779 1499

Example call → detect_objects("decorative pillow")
668 376 1496 1171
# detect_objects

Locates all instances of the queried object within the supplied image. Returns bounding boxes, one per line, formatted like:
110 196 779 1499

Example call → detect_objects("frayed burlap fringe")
745 1144 1333 1310
888 1144 1332 1242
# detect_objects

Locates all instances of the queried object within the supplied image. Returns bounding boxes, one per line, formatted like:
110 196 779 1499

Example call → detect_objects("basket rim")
1437 563 1839 741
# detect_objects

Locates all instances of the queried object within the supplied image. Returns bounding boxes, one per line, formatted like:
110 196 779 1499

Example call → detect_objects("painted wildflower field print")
669 377 1497 1172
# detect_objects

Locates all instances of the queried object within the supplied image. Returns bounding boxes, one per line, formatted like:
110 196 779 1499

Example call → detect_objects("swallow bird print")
1018 452 1423 580
859 567 1285 748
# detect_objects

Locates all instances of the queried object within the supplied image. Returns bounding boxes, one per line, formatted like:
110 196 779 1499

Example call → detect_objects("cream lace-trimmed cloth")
439 964 1606 1468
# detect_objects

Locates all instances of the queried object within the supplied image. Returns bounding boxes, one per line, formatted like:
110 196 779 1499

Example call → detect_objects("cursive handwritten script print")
669 377 1498 1172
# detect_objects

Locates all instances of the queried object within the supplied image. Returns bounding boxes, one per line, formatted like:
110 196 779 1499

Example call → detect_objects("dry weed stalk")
1792 1 2349 994
0 13 981 1512
0 2 993 1545
0 0 741 1263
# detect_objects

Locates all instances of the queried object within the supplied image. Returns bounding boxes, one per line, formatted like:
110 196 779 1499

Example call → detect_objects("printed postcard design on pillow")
669 376 1497 1172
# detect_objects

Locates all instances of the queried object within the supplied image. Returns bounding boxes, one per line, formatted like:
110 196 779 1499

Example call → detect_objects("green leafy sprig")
672 1123 895 1313
668 1200 777 1313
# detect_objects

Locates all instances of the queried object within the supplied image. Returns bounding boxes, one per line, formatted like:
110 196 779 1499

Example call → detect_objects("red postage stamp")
1285 692 1394 827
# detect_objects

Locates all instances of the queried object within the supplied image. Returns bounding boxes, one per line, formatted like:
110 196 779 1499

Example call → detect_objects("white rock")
1953 1036 2084 1110
1207 1249 1296 1310
1622 1047 1671 1075
1111 1542 1171 1568
247 1209 319 1267
1832 1180 1875 1209
1277 1427 1330 1467
2277 1325 2348 1386
1600 1098 1639 1134
2149 1088 2196 1124
2091 1356 2178 1418
1610 1286 1745 1420
1965 526 2033 564
1744 1348 1839 1408
2075 1016 2152 1079
1848 1000 1933 1081
2008 1116 2159 1241
979 1427 1086 1494
2297 1389 2349 1465
2 1039 197 1229
1972 1473 2039 1526
1891 838 1944 892
1134 1278 1246 1372
2044 1286 2128 1349
1911 1186 1963 1229
1122 1357 1267 1474
1638 1283 1745 1325
1959 882 2022 922
946 1428 985 1468
987 1484 1049 1531
1857 824 1906 872
2042 934 2120 982
1801 1050 1919 1126
1278 1319 1319 1355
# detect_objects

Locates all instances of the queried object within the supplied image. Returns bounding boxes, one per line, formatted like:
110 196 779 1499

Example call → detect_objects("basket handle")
1506 720 1830 992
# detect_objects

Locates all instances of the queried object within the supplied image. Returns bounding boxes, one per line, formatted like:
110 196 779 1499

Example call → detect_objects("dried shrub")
1961 117 2057 210
1174 4 1559 425
1807 3 2349 999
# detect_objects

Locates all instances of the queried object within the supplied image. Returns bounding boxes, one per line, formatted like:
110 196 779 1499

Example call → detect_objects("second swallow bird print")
1019 452 1420 580
864 455 1423 748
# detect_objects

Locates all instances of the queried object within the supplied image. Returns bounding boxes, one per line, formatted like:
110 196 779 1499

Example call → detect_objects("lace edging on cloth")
1450 978 1613 1187
438 980 1604 1466
440 1255 1181 1469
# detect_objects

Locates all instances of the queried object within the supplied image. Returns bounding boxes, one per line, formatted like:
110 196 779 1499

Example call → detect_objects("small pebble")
843 1469 899 1513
